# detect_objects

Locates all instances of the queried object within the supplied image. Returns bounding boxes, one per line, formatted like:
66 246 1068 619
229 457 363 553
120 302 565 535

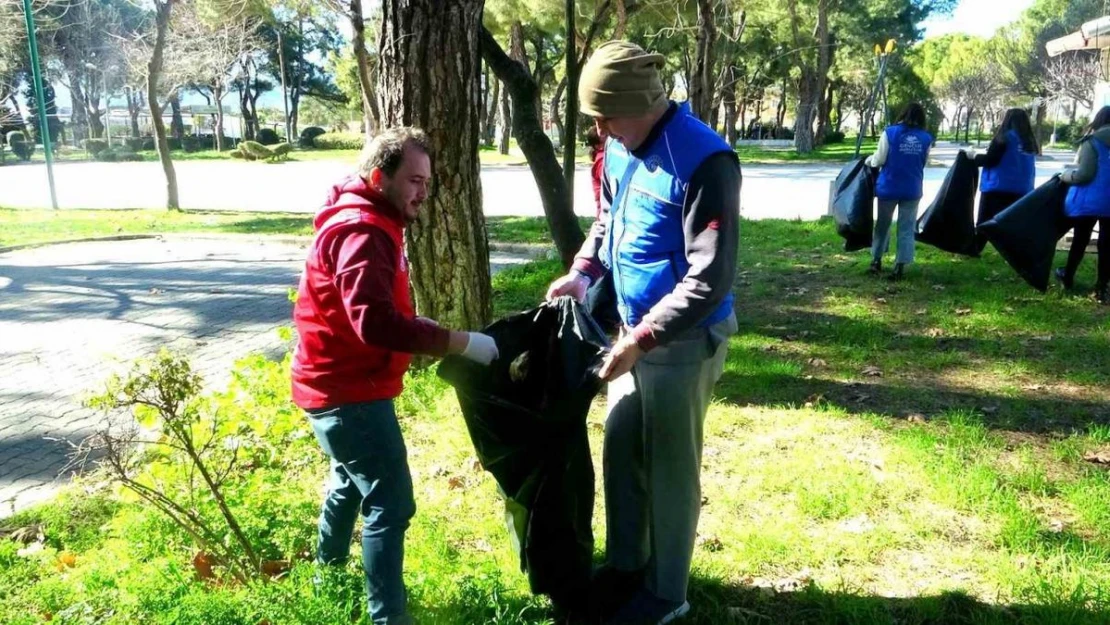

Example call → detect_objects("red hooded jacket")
292 175 449 409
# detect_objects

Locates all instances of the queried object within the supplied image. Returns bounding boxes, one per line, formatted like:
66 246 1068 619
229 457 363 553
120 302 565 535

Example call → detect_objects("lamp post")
21 0 58 210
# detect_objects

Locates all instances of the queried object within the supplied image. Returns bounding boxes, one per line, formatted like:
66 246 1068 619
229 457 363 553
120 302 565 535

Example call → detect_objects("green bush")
299 126 326 148
96 148 143 162
823 130 846 145
142 137 156 151
270 143 293 161
166 137 182 151
313 132 364 150
240 140 274 160
82 138 109 157
125 138 145 152
256 128 282 146
7 130 34 161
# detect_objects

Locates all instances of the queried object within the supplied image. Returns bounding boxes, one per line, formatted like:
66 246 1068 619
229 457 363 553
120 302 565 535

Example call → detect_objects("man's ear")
368 167 385 190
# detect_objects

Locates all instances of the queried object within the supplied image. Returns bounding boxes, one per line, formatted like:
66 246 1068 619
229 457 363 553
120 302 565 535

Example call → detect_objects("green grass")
735 139 880 164
3 219 1110 624
0 209 314 248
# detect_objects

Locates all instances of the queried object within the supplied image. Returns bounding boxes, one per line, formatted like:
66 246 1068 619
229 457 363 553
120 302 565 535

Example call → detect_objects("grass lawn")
2 218 1110 624
736 139 880 164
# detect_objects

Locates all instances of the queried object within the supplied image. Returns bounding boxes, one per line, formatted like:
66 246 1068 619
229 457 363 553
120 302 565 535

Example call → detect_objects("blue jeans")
307 400 416 625
873 199 920 265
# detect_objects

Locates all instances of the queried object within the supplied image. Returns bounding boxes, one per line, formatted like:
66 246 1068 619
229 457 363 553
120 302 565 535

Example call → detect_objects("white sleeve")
866 132 889 168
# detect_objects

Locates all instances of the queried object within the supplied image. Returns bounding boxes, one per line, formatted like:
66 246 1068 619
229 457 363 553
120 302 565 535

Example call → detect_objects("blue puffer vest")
600 102 735 328
1065 138 1110 218
875 124 933 201
981 130 1036 195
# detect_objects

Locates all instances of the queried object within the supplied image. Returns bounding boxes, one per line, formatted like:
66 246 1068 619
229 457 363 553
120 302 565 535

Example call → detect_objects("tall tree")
377 0 491 330
260 9 343 138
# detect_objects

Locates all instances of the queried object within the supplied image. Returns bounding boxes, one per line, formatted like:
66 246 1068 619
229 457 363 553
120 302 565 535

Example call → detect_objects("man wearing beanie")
546 41 740 624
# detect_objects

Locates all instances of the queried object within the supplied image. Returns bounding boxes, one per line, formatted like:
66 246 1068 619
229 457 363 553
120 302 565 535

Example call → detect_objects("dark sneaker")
1055 267 1075 290
868 260 882 276
1097 283 1109 305
588 565 644 621
609 589 690 624
886 263 905 282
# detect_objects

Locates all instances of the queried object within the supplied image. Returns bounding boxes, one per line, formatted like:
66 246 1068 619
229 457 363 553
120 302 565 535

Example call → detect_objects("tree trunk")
148 0 179 210
350 0 377 139
127 89 141 138
169 93 185 140
498 80 511 155
562 0 578 208
964 106 973 143
722 68 738 146
776 78 787 135
479 65 490 140
815 79 834 143
550 76 566 147
790 0 829 153
214 85 225 151
481 26 584 268
377 0 491 330
484 77 499 147
690 0 718 122
66 68 91 143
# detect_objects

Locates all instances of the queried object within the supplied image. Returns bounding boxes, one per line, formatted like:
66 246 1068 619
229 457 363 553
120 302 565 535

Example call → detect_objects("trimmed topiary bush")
257 128 282 145
299 126 326 148
96 148 143 162
270 143 294 161
313 132 364 150
7 130 34 161
82 138 109 157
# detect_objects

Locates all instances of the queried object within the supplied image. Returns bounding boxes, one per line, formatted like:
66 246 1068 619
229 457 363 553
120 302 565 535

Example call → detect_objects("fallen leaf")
1083 450 1110 465
862 366 883 377
907 414 928 424
697 535 724 552
55 551 77 571
804 394 826 408
261 560 291 578
468 457 483 473
590 422 604 432
875 297 888 304
955 308 972 316
1048 519 1066 534
447 475 466 490
701 496 710 506
914 308 928 316
932 285 946 291
925 328 944 338
193 551 216 581
1032 335 1053 342
807 358 828 368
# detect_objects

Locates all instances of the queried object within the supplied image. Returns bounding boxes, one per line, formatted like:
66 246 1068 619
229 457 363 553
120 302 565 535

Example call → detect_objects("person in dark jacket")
1057 106 1110 304
866 103 933 281
969 108 1039 251
583 125 622 334
292 127 499 625
547 41 740 625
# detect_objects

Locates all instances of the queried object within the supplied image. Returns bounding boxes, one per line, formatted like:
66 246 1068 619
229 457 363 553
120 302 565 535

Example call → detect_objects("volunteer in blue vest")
969 108 1039 253
866 103 933 281
546 41 740 624
1057 106 1110 304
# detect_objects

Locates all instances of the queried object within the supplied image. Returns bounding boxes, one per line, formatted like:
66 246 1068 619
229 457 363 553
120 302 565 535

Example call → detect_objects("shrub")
313 132 364 150
167 137 182 151
96 148 143 162
299 126 326 148
142 137 155 151
270 143 294 161
823 130 846 145
126 137 145 152
229 148 248 160
82 138 109 157
257 128 282 145
7 130 33 161
240 140 274 160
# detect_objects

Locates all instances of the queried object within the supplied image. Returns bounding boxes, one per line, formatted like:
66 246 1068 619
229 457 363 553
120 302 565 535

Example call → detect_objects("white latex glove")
461 332 499 365
545 271 591 302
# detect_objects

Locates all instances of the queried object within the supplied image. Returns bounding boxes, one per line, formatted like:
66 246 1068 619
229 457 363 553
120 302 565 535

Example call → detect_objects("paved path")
0 235 540 517
0 145 1076 220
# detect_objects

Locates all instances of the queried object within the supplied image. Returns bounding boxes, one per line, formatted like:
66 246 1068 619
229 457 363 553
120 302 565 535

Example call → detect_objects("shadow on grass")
212 215 313 236
684 576 1110 625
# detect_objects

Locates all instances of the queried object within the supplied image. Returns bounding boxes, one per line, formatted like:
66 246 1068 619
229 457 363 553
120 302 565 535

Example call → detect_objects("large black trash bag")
978 177 1069 292
831 158 875 252
437 297 609 606
916 151 981 257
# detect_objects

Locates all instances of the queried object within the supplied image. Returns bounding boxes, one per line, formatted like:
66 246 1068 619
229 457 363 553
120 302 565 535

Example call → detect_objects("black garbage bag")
916 151 980 257
978 176 1069 292
831 158 875 252
437 297 609 608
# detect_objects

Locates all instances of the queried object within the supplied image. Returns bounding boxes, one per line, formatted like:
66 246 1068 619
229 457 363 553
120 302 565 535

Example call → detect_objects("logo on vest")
644 154 664 174
899 134 924 156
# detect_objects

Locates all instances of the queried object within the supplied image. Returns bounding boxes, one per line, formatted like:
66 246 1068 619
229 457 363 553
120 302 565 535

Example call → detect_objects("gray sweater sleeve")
1061 128 1110 185
635 152 741 348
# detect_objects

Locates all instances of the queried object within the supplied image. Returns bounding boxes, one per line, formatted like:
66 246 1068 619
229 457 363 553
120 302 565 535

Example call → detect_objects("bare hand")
599 335 643 381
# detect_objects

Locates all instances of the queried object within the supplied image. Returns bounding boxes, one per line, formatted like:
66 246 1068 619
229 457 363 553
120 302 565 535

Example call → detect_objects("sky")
922 0 1037 39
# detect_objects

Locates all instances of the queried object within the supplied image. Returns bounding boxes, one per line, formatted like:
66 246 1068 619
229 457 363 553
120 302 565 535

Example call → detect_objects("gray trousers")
603 313 736 603
872 199 920 265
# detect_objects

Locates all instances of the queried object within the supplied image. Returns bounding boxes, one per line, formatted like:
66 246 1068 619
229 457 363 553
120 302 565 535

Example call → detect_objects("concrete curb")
0 234 159 255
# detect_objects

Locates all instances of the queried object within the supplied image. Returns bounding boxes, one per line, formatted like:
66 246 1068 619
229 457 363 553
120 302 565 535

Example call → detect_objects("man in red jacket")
292 127 498 625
